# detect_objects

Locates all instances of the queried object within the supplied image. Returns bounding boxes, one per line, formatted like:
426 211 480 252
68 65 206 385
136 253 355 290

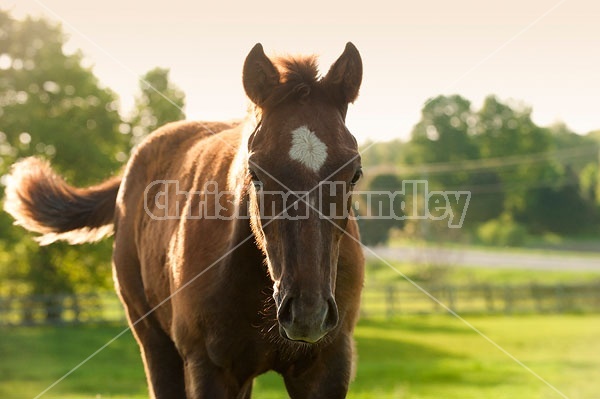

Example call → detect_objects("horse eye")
350 169 362 186
249 170 262 190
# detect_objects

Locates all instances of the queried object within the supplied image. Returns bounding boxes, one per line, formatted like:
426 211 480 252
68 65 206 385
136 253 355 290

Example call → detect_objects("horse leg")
129 314 186 398
282 335 355 399
113 251 185 398
180 351 242 398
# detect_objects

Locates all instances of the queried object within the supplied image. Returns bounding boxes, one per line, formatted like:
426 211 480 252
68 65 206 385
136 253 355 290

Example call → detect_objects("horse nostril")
323 297 339 331
277 296 294 326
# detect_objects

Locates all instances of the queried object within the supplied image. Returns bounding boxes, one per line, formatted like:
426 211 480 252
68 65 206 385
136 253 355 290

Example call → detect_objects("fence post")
531 283 544 313
504 285 513 314
483 284 494 312
555 284 565 313
386 286 396 319
447 286 456 312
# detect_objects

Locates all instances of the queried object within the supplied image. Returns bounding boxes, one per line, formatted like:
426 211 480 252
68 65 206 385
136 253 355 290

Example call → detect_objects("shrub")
477 214 528 247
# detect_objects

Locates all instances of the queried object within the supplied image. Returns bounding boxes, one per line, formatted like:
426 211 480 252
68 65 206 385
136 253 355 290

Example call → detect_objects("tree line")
358 95 600 245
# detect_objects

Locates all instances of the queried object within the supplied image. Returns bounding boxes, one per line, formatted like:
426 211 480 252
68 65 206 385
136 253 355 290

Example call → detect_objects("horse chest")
203 314 277 375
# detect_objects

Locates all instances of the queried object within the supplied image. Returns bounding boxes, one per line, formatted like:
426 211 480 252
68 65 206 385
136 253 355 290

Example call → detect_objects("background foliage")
363 94 600 245
0 11 185 319
0 10 599 314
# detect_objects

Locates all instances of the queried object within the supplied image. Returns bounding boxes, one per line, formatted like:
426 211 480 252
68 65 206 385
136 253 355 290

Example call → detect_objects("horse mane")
261 55 322 110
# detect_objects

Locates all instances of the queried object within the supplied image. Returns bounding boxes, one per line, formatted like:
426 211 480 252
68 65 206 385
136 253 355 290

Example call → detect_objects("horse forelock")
257 55 323 110
275 56 319 86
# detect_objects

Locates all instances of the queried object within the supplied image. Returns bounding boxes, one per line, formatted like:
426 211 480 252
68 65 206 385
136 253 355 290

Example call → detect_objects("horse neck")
223 118 267 270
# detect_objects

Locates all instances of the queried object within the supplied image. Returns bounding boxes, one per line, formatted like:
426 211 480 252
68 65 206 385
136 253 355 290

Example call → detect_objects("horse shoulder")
113 120 241 330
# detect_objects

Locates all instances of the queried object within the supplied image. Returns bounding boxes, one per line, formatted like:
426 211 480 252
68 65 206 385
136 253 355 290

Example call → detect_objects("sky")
3 0 600 142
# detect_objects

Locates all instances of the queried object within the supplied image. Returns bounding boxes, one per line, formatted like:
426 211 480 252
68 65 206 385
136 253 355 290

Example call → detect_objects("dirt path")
367 245 600 271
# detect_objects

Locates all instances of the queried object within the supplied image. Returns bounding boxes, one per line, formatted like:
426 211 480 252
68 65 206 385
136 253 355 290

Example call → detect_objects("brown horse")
4 43 365 398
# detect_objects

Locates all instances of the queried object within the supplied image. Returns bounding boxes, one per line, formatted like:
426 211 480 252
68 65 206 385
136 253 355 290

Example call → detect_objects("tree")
0 12 128 183
526 165 594 234
405 95 479 192
127 67 185 146
465 97 597 233
408 95 478 163
474 96 556 218
580 162 600 206
356 174 404 245
397 95 599 234
405 95 499 227
0 10 127 319
548 122 589 149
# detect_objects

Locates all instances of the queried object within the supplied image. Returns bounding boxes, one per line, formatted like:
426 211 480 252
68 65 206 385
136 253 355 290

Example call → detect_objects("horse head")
242 43 363 343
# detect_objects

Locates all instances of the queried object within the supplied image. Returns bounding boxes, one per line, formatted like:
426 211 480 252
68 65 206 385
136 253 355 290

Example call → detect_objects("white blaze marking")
288 126 328 172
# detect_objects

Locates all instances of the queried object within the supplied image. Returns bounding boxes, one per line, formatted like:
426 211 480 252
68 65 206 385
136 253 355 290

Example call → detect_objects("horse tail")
4 157 122 245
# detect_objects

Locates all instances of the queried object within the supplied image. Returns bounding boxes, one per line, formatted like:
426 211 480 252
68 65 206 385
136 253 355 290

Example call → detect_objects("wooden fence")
361 281 600 318
1 281 600 326
0 292 125 326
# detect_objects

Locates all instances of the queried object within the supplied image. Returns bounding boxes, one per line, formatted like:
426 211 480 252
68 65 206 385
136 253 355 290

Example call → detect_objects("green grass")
366 259 600 286
1 315 599 399
3 261 599 398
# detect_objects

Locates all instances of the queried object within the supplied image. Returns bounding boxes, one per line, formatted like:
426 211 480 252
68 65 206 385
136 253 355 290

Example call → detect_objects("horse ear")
323 42 363 104
243 43 280 106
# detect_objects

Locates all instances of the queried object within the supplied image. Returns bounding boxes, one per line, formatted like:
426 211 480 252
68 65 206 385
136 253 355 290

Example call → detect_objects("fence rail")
0 292 125 326
361 281 600 318
2 281 600 326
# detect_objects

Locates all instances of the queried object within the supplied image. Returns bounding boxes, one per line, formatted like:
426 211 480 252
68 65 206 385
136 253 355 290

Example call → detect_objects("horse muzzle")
276 293 339 343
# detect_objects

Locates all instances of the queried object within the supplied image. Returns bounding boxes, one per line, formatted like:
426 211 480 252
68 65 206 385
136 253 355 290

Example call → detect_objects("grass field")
2 261 599 398
1 314 599 399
